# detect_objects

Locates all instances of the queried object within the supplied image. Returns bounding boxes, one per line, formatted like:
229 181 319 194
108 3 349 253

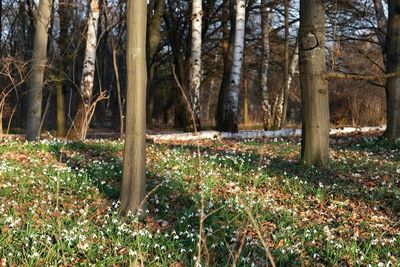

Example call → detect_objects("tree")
384 0 400 140
189 0 203 130
120 0 147 215
146 0 164 126
222 0 246 132
55 0 72 137
26 0 52 141
260 0 273 130
299 0 330 167
69 0 100 140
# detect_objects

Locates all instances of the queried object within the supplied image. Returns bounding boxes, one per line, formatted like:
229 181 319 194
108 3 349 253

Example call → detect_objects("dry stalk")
242 205 276 267
172 64 207 267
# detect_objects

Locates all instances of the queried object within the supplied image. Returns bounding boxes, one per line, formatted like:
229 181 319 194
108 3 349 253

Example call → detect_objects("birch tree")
299 0 330 167
69 0 100 140
189 0 202 130
120 0 147 215
384 0 400 140
222 0 246 132
260 0 272 130
26 0 52 141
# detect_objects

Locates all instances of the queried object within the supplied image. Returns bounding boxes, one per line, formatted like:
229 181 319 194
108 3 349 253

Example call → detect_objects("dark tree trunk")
384 0 400 140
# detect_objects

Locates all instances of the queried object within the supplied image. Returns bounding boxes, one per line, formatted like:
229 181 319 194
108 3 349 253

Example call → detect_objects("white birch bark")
224 0 246 132
260 0 272 130
26 0 52 141
189 0 202 130
80 0 99 104
71 0 100 139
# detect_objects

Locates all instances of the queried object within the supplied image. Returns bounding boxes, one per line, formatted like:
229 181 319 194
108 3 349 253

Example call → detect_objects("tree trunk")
121 0 147 215
222 0 246 133
69 0 100 140
299 0 330 167
216 0 235 131
189 0 203 130
274 43 299 129
384 1 400 140
260 0 272 130
146 0 164 125
243 77 249 126
281 0 290 127
373 0 387 60
26 0 52 141
56 0 72 137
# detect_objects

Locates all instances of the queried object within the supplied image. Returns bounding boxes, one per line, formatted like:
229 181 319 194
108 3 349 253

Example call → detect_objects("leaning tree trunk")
384 0 400 140
222 0 246 133
260 0 272 130
69 0 99 140
189 0 203 130
120 0 147 215
299 0 330 167
26 0 52 141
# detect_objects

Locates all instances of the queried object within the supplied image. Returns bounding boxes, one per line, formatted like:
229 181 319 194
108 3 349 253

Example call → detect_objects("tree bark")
189 0 203 130
222 0 246 133
299 0 330 167
384 0 400 140
281 0 290 127
217 0 235 131
260 0 273 130
26 0 52 141
373 0 388 59
120 0 147 215
146 0 164 125
55 0 72 137
69 0 100 140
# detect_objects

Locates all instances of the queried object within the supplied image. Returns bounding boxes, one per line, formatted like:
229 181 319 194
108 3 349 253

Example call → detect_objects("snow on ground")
147 126 386 141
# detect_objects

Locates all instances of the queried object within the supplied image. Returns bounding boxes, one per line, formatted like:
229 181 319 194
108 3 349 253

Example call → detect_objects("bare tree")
299 0 330 167
120 0 147 215
26 0 52 141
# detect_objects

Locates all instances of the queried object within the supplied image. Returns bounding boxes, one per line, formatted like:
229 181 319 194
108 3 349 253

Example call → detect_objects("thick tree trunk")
121 0 147 215
26 0 52 141
222 0 246 133
69 0 99 140
146 0 164 125
299 0 330 167
260 0 272 130
384 1 400 140
189 0 203 130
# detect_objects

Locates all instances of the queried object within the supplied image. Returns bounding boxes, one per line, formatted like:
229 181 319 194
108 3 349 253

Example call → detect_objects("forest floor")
0 132 399 266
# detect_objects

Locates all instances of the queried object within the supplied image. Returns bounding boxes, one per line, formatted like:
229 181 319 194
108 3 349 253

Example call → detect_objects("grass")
0 134 399 266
